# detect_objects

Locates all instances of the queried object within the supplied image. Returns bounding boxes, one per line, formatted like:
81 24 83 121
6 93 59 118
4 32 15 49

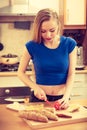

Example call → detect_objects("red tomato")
54 101 60 110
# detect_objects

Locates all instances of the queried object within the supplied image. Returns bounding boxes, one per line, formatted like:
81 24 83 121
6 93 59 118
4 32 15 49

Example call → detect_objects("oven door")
0 86 31 104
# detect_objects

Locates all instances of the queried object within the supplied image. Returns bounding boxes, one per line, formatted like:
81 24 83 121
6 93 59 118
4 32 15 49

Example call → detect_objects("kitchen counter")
75 66 87 74
0 71 35 76
0 99 87 130
0 66 87 76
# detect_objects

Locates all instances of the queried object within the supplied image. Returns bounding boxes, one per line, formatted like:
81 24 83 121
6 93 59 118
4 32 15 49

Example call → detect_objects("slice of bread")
67 104 80 112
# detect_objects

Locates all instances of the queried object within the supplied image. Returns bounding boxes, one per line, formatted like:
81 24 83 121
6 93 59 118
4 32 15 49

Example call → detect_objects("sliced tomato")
54 101 60 110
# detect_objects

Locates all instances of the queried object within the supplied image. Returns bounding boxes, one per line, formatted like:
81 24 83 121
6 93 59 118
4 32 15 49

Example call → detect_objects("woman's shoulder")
61 36 77 45
25 41 39 57
60 36 77 53
61 35 76 42
26 40 37 45
25 40 39 48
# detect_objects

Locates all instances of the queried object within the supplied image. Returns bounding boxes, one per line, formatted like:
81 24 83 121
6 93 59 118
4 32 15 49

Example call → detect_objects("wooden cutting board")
23 105 87 129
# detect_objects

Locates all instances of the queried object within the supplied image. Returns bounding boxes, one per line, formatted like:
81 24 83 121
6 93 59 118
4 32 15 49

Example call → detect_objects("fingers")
34 89 47 101
60 102 69 109
41 95 47 101
58 98 69 110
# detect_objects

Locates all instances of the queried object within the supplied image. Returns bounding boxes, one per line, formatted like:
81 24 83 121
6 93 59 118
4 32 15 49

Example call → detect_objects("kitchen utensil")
83 106 87 109
5 97 24 102
0 25 4 51
6 102 25 111
1 53 19 65
0 43 4 51
76 46 85 70
22 104 87 129
46 100 53 106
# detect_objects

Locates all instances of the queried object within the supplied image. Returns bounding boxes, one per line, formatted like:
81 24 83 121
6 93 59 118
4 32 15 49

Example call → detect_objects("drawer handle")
74 81 82 83
5 89 10 94
70 93 82 96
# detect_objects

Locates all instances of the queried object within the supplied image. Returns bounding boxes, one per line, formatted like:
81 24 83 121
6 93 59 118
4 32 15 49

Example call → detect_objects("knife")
83 106 87 109
46 100 53 107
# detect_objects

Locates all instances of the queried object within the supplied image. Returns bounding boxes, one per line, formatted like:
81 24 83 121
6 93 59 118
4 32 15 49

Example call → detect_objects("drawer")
0 87 31 97
74 74 85 82
71 87 87 97
73 82 86 88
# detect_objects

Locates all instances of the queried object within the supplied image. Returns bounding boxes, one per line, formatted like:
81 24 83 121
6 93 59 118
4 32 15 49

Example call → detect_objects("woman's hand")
54 97 69 110
58 97 69 109
34 86 47 101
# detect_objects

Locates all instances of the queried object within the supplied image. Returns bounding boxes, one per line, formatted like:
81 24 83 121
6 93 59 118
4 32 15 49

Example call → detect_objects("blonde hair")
32 8 61 43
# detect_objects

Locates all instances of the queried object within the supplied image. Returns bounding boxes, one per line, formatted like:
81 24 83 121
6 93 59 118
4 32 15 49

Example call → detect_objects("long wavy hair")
31 8 62 43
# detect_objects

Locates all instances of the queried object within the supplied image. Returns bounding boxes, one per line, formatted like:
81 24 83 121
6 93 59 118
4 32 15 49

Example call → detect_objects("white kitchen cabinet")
0 0 9 8
29 0 59 14
9 0 29 5
71 74 87 99
64 0 86 26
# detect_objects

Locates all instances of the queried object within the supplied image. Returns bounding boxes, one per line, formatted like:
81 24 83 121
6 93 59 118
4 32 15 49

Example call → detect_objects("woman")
18 8 77 109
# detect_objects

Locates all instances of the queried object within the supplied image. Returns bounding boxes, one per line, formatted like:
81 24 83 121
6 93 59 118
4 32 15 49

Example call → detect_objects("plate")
5 97 24 102
6 102 25 111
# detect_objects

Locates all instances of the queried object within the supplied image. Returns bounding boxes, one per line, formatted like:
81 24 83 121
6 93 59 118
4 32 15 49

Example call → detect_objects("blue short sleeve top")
25 36 77 85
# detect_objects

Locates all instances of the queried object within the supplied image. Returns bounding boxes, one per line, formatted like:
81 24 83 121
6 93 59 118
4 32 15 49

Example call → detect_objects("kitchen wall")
0 0 87 64
0 0 59 60
29 0 59 14
0 23 32 58
0 25 87 65
0 0 9 8
10 0 29 5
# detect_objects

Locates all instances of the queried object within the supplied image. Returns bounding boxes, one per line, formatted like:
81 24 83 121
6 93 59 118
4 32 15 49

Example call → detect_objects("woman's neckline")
42 36 62 50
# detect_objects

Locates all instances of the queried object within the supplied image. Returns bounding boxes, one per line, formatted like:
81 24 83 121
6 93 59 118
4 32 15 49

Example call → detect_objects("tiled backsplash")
0 23 32 59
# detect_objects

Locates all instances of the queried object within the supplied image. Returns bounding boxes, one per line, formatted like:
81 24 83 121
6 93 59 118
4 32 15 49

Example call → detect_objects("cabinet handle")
74 81 82 83
5 89 10 94
70 93 82 96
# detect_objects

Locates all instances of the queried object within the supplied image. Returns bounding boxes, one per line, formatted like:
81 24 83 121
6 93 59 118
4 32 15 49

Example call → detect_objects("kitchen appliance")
0 62 32 72
1 53 19 65
0 43 4 51
63 29 86 70
76 46 85 70
0 86 31 104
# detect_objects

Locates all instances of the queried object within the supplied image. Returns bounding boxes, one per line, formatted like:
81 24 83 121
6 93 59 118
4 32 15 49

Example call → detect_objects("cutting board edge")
24 117 87 129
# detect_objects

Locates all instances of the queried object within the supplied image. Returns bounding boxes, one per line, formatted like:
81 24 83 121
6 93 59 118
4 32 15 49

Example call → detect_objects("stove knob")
5 89 10 94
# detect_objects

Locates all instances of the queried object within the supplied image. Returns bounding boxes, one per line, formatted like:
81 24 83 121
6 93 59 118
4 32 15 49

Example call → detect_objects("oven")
0 62 32 72
0 86 31 104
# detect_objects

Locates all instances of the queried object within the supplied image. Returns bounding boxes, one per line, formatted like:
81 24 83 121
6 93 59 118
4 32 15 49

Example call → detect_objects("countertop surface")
0 71 35 76
0 66 87 76
0 99 87 130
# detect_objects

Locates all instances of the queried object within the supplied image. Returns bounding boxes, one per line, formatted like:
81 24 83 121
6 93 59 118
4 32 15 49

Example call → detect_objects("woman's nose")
46 31 51 37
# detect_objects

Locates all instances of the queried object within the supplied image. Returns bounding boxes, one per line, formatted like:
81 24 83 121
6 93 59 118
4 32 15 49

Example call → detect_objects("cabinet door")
71 87 87 99
64 0 86 25
29 0 59 13
85 74 87 83
70 74 87 99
